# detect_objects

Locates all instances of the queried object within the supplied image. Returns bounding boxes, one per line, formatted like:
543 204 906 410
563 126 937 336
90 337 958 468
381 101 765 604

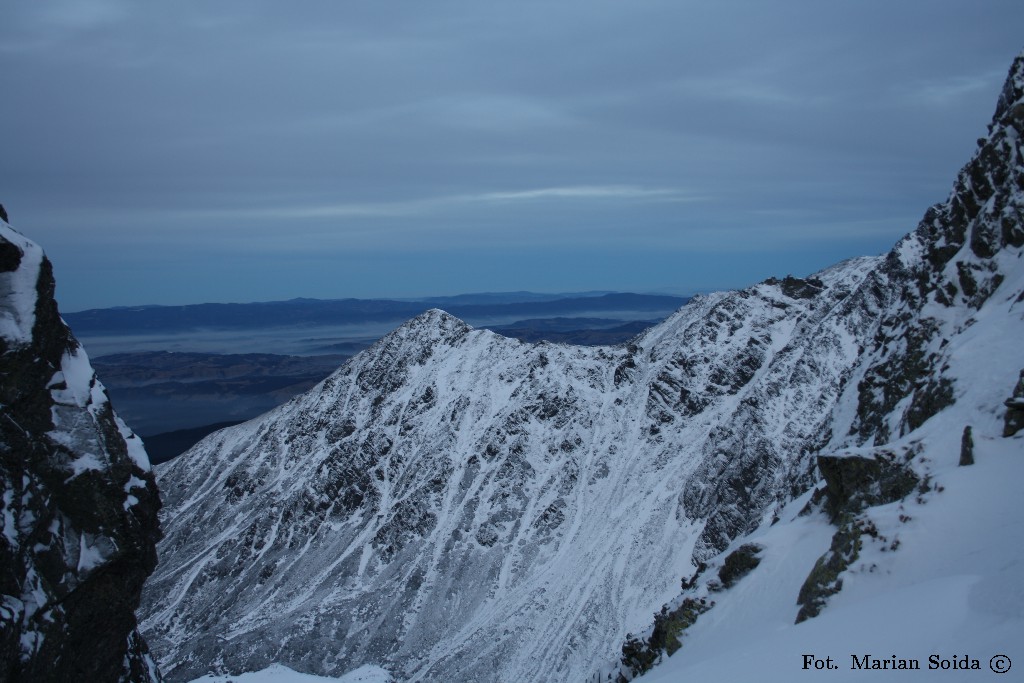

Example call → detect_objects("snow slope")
635 51 1024 683
189 663 392 683
143 53 1024 683
639 415 1024 682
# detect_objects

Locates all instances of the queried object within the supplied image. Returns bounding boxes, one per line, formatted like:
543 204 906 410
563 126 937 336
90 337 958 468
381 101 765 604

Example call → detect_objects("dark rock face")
0 242 21 273
959 426 974 466
850 55 1024 444
1004 370 1024 437
619 598 710 681
816 450 920 522
763 275 825 300
795 519 864 624
717 543 764 588
0 222 162 682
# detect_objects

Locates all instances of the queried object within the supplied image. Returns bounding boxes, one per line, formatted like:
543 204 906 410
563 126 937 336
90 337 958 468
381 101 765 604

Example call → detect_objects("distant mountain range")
63 292 687 334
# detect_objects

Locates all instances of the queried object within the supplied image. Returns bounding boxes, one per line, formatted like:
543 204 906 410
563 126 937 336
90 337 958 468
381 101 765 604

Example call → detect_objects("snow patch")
46 345 153 474
0 222 43 347
67 452 105 477
124 474 148 510
187 663 392 683
118 417 152 471
77 532 109 574
48 346 101 411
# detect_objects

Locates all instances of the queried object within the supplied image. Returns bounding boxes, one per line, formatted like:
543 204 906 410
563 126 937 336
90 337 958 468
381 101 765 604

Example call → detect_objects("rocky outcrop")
0 220 162 682
795 519 865 623
616 542 763 681
959 426 974 466
789 446 921 624
619 598 710 681
1004 370 1024 437
763 275 825 300
717 543 764 588
816 449 920 522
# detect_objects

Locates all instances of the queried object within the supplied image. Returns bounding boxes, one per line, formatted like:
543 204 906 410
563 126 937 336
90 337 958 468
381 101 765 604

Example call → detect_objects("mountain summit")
142 53 1024 683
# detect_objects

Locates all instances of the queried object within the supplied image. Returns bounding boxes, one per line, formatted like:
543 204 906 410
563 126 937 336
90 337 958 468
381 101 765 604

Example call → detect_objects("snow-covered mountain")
142 53 1024 683
0 219 163 681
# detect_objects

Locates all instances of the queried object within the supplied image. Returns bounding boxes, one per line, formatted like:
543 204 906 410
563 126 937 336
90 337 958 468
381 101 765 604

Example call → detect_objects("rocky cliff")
0 220 163 682
142 54 1024 683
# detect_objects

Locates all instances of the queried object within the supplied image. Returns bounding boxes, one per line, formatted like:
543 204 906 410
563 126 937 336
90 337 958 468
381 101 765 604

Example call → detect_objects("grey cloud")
1 1 1022 310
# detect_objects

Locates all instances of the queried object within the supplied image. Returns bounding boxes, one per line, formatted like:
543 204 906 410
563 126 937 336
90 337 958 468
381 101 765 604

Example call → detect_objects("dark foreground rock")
0 219 162 682
817 450 920 522
1004 370 1024 437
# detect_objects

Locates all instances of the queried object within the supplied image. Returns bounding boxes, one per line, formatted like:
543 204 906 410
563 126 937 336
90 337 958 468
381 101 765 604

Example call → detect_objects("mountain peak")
894 48 1024 313
412 306 469 329
993 52 1024 124
378 306 473 350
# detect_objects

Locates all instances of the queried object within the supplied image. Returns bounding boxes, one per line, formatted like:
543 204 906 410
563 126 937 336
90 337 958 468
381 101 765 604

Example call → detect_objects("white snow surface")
639 420 1024 683
47 343 153 475
144 54 1024 683
189 663 392 683
0 221 43 346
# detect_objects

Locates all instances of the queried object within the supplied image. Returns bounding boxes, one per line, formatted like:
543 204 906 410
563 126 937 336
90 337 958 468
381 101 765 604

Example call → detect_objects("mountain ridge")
141 52 1024 683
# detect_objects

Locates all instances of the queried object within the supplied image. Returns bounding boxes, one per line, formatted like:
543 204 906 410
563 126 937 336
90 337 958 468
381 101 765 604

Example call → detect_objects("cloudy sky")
1 1 1022 311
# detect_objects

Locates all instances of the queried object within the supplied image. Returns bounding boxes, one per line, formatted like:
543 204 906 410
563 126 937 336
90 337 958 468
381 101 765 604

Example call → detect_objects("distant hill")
63 292 688 334
416 291 616 305
486 317 658 345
